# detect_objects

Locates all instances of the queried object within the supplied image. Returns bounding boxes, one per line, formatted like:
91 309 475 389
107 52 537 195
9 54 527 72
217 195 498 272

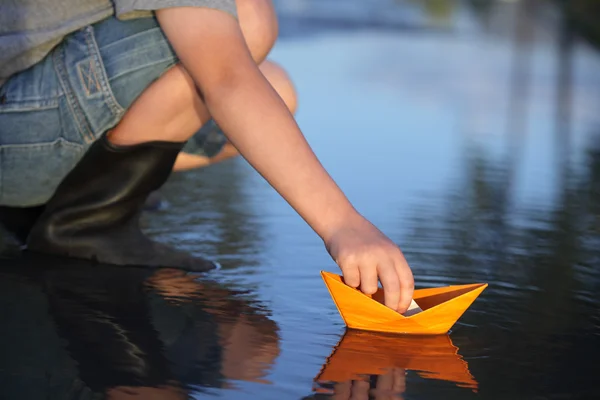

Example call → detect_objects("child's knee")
109 63 209 145
159 64 200 109
135 63 203 121
237 0 278 63
260 61 297 114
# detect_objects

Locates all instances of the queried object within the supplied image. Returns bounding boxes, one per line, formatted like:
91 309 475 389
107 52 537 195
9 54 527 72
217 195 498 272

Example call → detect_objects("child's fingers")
340 262 361 288
359 262 378 295
395 259 415 313
377 261 400 310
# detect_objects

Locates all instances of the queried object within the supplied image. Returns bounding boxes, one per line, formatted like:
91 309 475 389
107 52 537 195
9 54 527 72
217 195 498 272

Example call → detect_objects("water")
1 1 600 399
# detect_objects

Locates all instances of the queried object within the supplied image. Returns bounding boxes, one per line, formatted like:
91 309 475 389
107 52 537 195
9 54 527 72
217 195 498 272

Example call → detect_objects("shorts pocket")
0 139 85 206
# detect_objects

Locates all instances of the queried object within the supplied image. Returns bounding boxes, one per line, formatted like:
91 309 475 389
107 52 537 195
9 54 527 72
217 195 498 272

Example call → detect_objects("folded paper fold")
321 271 487 335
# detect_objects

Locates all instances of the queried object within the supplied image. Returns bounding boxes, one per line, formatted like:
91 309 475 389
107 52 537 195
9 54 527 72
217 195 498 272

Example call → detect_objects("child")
0 0 414 312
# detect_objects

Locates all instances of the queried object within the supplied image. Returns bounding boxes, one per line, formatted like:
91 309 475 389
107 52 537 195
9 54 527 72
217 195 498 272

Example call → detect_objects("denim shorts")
0 16 226 207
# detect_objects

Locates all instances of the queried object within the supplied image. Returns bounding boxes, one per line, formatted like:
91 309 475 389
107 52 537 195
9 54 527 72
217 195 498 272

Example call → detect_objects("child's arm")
156 7 414 312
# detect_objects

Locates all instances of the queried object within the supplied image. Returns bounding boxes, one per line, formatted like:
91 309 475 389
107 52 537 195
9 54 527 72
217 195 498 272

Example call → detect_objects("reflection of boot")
42 264 175 393
0 205 45 244
27 134 215 272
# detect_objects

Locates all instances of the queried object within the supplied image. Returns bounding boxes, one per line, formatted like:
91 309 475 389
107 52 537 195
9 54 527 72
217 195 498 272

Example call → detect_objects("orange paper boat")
314 330 478 391
321 271 487 335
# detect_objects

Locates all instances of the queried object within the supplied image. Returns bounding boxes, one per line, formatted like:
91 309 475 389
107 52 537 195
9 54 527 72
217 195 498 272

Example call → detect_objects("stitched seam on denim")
0 102 58 112
77 58 101 97
52 45 95 143
85 26 125 117
97 27 165 52
0 137 84 150
102 40 171 69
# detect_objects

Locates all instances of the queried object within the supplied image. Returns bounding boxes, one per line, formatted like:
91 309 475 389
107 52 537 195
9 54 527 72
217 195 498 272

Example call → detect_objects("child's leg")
105 63 209 146
237 0 278 64
259 60 297 114
0 15 217 268
23 64 216 268
174 60 298 171
22 2 293 270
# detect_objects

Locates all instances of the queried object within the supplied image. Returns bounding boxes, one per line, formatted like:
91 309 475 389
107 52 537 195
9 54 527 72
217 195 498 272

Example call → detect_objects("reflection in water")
0 256 280 400
404 125 600 398
310 330 476 399
145 158 269 272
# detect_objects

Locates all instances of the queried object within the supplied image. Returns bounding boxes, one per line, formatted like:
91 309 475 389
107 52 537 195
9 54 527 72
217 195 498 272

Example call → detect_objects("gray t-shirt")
0 0 237 87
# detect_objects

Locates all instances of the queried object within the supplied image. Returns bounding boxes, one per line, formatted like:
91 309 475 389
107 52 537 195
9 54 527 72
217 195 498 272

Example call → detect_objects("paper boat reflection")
321 271 487 335
314 330 478 391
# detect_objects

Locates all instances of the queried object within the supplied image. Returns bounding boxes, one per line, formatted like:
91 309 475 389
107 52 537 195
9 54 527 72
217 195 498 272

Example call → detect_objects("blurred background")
161 0 600 398
2 0 599 399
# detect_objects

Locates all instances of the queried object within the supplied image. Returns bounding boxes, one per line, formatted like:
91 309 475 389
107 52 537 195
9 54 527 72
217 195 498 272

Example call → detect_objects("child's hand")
324 216 414 313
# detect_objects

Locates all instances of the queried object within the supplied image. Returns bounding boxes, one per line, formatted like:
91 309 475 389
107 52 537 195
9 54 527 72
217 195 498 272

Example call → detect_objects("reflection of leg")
0 267 82 399
174 60 298 171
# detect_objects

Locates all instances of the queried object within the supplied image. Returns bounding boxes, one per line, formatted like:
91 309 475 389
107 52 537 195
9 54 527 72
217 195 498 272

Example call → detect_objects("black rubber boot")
26 133 216 272
0 205 45 244
0 198 163 245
